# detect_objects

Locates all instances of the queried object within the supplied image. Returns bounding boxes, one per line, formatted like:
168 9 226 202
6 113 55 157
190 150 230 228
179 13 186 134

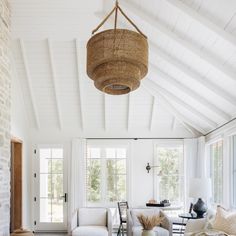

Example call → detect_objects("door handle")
60 193 67 202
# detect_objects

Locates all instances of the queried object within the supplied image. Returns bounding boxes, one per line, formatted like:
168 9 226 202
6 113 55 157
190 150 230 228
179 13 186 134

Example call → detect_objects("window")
232 136 236 207
86 142 128 206
210 140 223 204
155 142 184 205
39 148 64 223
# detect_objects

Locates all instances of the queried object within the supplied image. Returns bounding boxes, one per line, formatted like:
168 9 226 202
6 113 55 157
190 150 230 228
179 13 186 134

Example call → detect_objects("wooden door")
10 139 22 232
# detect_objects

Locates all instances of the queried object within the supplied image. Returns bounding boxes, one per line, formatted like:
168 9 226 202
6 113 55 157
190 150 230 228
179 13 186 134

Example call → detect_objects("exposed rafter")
149 96 156 131
150 65 231 121
147 79 217 128
75 39 85 130
117 0 236 83
165 0 236 50
143 81 203 135
47 39 62 130
95 11 236 106
19 39 40 129
149 44 236 107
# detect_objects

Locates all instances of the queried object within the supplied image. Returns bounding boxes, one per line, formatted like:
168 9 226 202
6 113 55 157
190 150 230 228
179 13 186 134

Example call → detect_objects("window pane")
117 148 126 158
52 148 63 159
52 198 63 222
51 159 63 173
106 148 116 159
40 150 51 173
40 174 51 198
51 174 63 199
156 144 184 205
88 148 100 159
210 140 223 204
87 159 101 202
40 198 51 222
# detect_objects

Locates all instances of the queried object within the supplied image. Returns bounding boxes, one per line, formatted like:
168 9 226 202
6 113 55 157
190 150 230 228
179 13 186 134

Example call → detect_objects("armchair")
71 208 112 236
127 208 172 236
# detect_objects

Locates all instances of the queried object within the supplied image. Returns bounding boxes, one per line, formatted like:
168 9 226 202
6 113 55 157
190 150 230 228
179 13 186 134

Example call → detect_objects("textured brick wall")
0 0 11 235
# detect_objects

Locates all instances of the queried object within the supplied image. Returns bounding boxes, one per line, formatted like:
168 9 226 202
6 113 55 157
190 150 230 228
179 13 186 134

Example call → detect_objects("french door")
33 146 68 231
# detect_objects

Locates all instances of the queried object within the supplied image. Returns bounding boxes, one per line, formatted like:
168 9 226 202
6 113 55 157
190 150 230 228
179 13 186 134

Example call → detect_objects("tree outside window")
86 146 127 206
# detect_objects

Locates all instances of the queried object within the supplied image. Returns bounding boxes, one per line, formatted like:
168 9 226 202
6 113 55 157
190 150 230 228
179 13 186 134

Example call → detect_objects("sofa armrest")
107 208 113 236
71 210 78 232
160 211 172 236
127 209 133 236
185 218 207 234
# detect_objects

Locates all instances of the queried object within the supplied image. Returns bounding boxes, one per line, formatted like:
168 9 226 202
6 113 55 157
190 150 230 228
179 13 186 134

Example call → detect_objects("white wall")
11 70 31 229
130 139 154 207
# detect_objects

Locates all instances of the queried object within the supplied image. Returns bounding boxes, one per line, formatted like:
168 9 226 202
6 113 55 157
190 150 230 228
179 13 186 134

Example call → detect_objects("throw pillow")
212 206 236 235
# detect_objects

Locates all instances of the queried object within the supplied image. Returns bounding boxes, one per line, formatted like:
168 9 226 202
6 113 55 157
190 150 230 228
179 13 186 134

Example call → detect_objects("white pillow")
212 206 236 235
79 208 107 226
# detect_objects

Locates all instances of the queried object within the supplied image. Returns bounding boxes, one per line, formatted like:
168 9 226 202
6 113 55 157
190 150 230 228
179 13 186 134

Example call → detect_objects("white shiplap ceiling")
11 0 236 138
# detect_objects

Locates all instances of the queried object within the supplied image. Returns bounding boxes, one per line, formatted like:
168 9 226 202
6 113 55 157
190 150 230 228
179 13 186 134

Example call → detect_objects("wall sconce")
146 162 160 173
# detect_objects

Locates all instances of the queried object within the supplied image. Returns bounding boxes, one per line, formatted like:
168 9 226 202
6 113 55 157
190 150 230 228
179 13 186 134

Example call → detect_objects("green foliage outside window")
157 146 184 203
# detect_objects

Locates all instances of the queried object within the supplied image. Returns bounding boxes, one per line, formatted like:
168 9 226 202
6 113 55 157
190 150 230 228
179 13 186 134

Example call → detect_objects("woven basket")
87 29 148 95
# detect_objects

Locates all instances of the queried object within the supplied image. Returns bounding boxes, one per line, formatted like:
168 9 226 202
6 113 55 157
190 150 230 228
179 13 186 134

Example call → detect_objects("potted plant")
137 214 162 236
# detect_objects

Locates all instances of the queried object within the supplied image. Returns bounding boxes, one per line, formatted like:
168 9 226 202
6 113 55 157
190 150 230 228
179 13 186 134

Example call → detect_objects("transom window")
86 142 128 206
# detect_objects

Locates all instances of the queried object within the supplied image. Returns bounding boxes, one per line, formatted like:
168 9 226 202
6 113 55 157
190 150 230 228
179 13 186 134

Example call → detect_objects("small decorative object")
189 178 212 218
11 228 34 236
137 214 162 236
148 199 157 204
87 0 148 95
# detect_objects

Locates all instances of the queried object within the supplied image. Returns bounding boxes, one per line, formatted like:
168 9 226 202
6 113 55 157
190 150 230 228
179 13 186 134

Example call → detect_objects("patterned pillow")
212 206 236 235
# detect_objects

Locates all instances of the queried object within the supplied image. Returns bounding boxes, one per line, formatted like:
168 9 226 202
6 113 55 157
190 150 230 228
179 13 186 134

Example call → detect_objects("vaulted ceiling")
11 0 236 138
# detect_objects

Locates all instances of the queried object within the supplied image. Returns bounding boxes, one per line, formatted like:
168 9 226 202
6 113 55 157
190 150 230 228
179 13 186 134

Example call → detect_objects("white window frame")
206 138 224 205
33 144 68 232
153 140 185 208
85 140 131 208
230 134 236 209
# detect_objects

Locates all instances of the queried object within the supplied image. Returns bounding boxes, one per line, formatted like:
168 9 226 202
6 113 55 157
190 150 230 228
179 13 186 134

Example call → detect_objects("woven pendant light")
87 1 148 95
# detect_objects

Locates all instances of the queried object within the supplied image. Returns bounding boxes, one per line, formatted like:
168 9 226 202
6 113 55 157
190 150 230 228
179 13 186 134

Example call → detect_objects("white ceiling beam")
127 93 131 131
19 39 40 129
142 81 203 135
47 39 62 130
95 12 236 106
75 39 85 130
165 0 236 50
149 96 156 131
149 44 236 107
147 79 217 128
117 0 236 83
171 117 176 132
150 65 231 121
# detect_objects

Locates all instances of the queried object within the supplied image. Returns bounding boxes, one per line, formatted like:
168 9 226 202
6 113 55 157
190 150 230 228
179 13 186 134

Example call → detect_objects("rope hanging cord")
91 1 147 39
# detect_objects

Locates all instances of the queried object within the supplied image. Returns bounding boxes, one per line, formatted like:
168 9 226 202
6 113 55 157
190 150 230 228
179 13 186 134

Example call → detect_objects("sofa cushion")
212 206 236 235
72 226 108 236
78 208 107 226
131 209 160 227
132 226 169 236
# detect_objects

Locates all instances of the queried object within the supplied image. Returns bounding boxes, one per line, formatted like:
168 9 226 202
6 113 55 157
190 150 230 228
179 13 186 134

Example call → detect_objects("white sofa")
71 208 112 236
127 208 172 236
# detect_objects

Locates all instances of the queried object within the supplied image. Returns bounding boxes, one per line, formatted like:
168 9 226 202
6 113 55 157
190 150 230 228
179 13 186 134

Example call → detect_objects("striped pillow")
212 206 236 235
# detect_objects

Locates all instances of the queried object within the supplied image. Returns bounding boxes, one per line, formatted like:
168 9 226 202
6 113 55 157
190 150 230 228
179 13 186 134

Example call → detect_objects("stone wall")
0 0 11 235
